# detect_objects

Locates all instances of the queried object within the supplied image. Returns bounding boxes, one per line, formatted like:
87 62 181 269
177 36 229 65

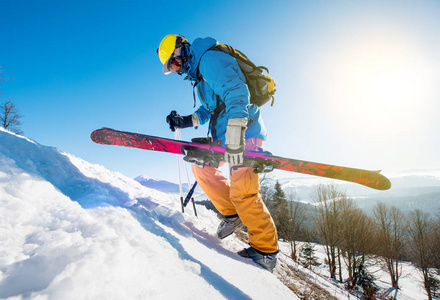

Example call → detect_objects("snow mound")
0 129 297 299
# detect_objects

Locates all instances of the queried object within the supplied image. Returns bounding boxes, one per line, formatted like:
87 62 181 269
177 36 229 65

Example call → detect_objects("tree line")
261 178 440 300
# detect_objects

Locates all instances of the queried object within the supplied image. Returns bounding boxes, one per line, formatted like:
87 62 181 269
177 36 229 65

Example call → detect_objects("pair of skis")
91 128 391 191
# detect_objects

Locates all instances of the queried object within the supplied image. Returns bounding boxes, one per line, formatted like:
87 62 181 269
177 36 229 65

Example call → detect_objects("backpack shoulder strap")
209 44 260 72
196 44 237 79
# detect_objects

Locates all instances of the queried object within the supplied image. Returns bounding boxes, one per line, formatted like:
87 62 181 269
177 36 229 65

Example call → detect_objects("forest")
260 179 440 299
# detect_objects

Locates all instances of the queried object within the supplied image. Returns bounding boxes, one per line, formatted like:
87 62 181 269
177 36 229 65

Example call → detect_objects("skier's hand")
225 118 247 165
166 111 193 132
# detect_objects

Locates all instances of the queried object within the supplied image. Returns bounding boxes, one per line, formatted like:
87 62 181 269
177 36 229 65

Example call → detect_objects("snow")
1 127 437 300
0 127 297 299
277 239 440 300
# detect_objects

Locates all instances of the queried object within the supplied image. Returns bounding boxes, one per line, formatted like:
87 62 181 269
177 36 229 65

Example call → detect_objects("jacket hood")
186 37 217 79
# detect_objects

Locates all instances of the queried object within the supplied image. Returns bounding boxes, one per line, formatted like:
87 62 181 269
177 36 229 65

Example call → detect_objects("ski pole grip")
166 110 179 132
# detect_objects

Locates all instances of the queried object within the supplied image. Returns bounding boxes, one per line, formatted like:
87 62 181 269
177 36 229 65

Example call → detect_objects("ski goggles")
163 55 183 75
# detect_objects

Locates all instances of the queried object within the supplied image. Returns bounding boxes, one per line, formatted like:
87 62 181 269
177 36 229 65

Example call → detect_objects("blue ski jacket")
184 37 267 145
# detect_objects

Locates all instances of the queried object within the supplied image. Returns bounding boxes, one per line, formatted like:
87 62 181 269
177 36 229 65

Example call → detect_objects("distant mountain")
275 170 440 217
134 176 209 202
134 175 188 193
351 174 440 216
136 169 440 217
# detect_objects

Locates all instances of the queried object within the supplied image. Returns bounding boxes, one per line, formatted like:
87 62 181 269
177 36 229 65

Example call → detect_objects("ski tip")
91 127 112 134
90 128 111 144
90 130 99 143
376 176 392 190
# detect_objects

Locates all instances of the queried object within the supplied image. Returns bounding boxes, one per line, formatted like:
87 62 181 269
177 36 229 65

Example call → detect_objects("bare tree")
0 68 22 135
432 213 440 268
312 183 345 280
430 212 440 297
286 192 306 261
339 200 377 292
260 174 275 209
1 99 23 135
408 209 436 300
373 202 406 289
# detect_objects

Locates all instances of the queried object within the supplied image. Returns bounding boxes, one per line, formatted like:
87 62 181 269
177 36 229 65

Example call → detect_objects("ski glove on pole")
166 110 199 132
225 118 247 164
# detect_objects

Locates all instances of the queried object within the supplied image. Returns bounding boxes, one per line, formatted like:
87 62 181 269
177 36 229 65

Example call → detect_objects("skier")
157 34 279 272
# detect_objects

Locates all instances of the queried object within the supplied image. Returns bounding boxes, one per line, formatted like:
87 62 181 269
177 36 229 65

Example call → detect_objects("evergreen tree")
271 181 290 240
300 242 319 268
272 180 286 207
348 262 379 299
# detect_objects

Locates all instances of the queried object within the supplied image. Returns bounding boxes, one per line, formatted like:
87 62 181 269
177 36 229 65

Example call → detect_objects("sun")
323 36 431 143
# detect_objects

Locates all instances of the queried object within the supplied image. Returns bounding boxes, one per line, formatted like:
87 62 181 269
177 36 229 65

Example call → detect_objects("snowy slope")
0 128 298 300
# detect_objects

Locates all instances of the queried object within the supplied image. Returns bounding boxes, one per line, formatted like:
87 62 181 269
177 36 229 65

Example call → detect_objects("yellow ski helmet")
157 34 188 65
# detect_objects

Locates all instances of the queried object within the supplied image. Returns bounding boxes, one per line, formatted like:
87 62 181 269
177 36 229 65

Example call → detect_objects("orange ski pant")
191 138 278 254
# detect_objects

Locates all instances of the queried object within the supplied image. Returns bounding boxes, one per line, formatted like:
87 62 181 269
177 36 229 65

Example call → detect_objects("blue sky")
1 0 440 183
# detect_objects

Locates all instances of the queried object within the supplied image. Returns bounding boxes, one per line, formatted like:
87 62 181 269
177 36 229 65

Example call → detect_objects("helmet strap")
178 44 190 75
181 43 189 63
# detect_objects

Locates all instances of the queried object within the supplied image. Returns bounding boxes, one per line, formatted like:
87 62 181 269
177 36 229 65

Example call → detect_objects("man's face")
168 47 183 75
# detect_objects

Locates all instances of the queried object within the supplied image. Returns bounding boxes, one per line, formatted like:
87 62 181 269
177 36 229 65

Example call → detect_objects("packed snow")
0 128 297 299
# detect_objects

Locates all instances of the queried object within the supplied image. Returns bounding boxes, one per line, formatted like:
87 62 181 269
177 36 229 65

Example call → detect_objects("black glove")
166 110 193 132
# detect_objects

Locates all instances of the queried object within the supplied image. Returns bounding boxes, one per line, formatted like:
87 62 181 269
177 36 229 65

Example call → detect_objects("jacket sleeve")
198 50 250 120
194 104 211 125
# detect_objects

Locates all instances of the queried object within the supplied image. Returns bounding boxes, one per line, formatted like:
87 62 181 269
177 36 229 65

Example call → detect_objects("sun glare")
324 36 431 142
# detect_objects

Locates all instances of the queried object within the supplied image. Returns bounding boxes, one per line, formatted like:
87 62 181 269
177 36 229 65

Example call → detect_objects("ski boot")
238 247 278 272
216 214 244 239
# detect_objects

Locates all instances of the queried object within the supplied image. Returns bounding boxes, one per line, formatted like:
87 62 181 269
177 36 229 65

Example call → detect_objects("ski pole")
175 129 185 213
183 181 198 207
176 129 198 217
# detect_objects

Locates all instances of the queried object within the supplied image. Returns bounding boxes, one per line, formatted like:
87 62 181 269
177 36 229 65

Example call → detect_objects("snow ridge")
0 129 297 299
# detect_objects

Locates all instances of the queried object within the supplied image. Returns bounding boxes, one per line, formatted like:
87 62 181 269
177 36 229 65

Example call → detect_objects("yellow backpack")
206 44 276 107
